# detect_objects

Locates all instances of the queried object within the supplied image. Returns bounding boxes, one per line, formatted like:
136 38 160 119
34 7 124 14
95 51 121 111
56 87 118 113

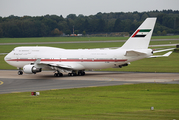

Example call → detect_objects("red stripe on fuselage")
7 59 127 62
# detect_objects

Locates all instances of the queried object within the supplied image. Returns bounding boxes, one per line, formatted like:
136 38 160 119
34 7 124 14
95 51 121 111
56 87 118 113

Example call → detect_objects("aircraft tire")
78 71 85 76
78 72 81 76
82 72 85 75
18 71 23 75
73 73 77 76
54 73 57 77
60 73 63 77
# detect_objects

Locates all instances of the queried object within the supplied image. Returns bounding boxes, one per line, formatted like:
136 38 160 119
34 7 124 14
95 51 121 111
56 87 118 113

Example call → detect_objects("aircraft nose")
4 54 8 61
4 54 10 63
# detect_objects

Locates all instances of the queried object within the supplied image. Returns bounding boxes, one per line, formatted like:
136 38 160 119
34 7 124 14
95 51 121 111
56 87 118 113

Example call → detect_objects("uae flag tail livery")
121 18 157 49
132 29 151 37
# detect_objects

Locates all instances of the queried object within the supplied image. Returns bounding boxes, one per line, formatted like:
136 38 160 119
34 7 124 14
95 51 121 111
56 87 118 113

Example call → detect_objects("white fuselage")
4 46 152 70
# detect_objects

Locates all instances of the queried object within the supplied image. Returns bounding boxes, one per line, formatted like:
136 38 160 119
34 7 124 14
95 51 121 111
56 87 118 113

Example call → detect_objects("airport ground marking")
0 81 3 85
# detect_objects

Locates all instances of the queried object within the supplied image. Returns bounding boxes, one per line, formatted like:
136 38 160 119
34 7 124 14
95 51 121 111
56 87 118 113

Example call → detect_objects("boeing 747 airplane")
4 18 173 77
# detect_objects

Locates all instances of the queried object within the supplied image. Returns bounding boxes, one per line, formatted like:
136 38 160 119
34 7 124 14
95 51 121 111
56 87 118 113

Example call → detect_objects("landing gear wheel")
78 72 85 76
73 73 77 76
54 72 63 77
78 71 85 76
82 71 85 75
68 73 76 76
60 73 63 77
78 72 81 76
54 73 58 77
18 71 23 75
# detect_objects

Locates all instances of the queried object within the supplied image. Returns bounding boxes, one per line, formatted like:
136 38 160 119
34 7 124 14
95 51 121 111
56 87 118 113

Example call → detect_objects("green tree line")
0 10 179 38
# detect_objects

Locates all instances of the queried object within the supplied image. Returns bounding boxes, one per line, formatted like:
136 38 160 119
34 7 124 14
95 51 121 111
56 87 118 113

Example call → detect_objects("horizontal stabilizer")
150 51 173 58
163 51 173 57
153 48 175 53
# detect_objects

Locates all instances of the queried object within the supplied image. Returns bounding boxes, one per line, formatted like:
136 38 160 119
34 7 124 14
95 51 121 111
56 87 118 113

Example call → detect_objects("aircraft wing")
39 62 85 70
48 63 72 69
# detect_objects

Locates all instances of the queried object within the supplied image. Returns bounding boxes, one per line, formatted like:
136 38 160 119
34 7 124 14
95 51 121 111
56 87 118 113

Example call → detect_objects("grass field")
0 37 128 43
0 40 179 53
0 83 179 120
0 35 179 43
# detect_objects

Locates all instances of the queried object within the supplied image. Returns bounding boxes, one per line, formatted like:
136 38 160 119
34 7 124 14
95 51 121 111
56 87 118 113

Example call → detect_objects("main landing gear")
54 70 63 77
54 70 85 77
68 70 85 76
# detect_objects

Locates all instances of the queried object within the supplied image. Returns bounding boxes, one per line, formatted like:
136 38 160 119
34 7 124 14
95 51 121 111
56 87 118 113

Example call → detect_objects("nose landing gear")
18 68 23 75
18 71 23 75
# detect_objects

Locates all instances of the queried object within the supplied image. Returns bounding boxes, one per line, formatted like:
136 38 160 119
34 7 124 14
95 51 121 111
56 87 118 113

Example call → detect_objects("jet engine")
118 63 128 68
23 65 42 74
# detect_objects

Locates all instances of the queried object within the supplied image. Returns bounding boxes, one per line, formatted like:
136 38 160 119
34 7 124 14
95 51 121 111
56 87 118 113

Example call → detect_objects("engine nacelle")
23 65 42 74
119 63 128 68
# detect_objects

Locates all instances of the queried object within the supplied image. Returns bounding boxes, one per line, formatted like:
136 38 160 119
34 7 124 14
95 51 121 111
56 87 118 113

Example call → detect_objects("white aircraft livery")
4 18 173 77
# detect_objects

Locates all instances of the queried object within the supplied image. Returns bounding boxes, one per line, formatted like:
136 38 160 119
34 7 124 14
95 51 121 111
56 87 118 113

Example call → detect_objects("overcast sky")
0 0 178 18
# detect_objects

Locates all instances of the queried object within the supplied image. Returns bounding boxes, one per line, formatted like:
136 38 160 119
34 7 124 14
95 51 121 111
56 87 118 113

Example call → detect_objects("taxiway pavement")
0 70 179 94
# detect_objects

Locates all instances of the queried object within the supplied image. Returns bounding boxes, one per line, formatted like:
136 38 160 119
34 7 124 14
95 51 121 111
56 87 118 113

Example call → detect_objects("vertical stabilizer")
121 18 157 49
